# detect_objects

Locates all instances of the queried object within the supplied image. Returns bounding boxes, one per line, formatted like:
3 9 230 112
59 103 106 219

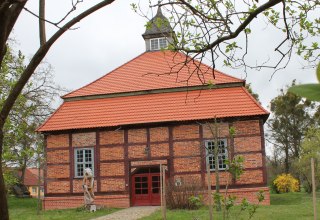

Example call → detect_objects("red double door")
131 172 161 206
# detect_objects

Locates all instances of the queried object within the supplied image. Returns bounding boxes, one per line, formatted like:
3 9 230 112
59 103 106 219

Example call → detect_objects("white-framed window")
205 139 228 171
32 187 37 193
74 148 94 178
150 38 168 50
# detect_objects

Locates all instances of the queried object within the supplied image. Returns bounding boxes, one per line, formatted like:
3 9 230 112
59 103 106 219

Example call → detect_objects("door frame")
131 168 161 206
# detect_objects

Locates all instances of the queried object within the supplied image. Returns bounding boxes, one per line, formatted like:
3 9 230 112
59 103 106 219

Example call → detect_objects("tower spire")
142 6 174 51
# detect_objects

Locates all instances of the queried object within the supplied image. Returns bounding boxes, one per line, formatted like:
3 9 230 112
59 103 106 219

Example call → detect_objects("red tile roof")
23 168 43 186
38 87 268 132
63 51 244 98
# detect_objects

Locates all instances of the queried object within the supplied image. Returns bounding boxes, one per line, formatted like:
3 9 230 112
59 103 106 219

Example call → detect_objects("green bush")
270 178 280 194
4 169 18 193
188 195 203 210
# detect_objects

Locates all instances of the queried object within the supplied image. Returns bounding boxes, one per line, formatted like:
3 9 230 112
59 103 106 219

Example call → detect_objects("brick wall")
100 162 125 177
151 143 169 157
150 127 169 142
174 157 201 173
47 134 68 148
128 145 148 159
46 134 71 196
206 172 232 186
234 136 262 153
202 123 230 138
100 130 124 145
173 141 200 157
100 146 124 160
233 120 260 136
128 128 147 143
239 153 263 168
72 132 95 147
236 169 264 185
47 150 69 164
47 165 70 179
100 178 126 191
173 174 201 185
47 181 70 193
44 118 267 209
43 195 130 210
173 125 199 140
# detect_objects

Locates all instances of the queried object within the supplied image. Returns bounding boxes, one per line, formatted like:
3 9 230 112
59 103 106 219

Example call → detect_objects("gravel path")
92 206 160 220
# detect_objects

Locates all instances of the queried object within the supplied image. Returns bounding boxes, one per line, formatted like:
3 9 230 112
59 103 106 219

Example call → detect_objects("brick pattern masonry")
43 119 269 210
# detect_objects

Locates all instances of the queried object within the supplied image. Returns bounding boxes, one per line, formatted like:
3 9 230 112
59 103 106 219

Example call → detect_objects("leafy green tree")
268 81 315 173
1 45 62 187
0 1 117 218
294 128 320 193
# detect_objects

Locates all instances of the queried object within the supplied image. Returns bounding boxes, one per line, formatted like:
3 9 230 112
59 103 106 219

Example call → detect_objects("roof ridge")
240 86 269 114
62 51 148 98
63 50 244 99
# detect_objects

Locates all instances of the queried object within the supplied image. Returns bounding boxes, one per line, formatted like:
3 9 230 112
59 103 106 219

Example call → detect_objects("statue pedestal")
89 204 96 212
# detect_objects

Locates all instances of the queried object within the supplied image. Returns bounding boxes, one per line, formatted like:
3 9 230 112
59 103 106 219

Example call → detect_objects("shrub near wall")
166 179 204 210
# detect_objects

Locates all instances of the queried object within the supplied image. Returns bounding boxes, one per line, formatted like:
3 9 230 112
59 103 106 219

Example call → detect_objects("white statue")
83 168 95 206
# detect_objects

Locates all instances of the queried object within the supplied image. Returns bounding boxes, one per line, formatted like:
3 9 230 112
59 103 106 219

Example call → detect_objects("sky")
12 0 318 111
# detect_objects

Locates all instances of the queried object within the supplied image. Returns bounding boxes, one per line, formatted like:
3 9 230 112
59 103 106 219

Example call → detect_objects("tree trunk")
0 1 116 219
20 160 27 184
285 144 289 173
37 154 41 215
0 1 27 68
214 118 221 211
0 128 9 220
39 0 46 46
207 119 221 211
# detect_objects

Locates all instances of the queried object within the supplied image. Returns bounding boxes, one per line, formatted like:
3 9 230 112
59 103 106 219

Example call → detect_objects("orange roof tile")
38 87 268 132
63 51 243 98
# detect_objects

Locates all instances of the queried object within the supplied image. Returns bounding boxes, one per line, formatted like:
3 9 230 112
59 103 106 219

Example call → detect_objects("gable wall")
44 118 268 209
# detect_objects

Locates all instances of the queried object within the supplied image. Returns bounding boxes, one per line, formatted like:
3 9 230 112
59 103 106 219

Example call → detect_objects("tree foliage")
0 1 116 218
268 80 315 173
1 44 62 185
294 128 320 193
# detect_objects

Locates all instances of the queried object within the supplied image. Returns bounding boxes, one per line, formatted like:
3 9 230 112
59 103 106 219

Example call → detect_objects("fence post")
311 158 317 220
163 165 167 220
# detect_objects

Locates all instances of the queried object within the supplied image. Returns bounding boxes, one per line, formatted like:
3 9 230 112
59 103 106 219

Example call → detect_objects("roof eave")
38 113 269 133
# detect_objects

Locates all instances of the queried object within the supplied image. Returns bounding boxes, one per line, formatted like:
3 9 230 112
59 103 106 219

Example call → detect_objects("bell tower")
142 7 174 51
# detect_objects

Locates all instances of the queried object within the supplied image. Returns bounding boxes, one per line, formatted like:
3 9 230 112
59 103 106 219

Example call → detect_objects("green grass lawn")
140 192 320 220
8 196 119 220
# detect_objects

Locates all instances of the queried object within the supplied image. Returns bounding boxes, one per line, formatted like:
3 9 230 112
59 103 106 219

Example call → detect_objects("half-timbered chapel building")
38 9 270 210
